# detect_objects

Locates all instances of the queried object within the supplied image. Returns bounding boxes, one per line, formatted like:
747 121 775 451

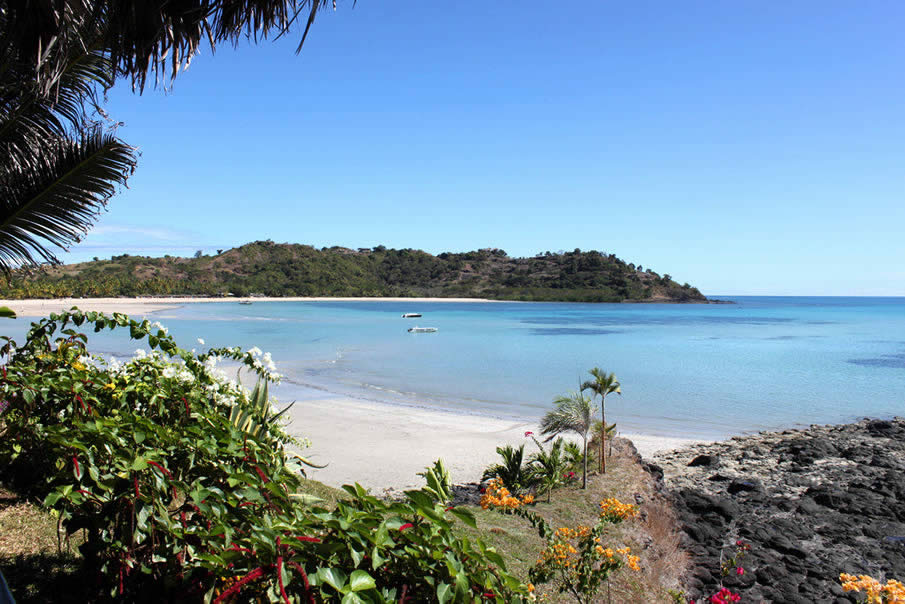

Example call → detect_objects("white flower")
151 321 169 335
197 338 205 346
247 346 263 357
134 349 147 359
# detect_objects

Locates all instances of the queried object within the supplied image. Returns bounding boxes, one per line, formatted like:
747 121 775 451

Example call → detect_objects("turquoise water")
7 297 904 440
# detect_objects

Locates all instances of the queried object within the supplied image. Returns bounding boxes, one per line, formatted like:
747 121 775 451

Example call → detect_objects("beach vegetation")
581 368 622 474
482 443 537 494
528 436 571 503
482 485 643 604
0 310 532 601
839 573 905 603
540 392 598 489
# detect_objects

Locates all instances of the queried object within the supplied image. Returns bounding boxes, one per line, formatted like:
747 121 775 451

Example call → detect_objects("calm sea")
7 297 904 440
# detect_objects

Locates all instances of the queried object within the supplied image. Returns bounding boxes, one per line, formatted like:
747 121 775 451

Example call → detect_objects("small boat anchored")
407 326 438 333
401 313 422 318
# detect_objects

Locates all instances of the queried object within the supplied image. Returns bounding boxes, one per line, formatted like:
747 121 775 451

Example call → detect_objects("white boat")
407 326 438 333
402 313 422 318
238 300 253 305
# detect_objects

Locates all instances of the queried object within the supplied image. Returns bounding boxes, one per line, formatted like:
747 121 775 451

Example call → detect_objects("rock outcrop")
651 418 905 603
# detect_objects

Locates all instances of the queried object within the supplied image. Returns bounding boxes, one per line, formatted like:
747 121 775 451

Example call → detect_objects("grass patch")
457 439 688 602
296 477 348 509
0 487 89 603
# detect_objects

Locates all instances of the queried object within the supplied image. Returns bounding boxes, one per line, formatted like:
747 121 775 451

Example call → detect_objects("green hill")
1 241 708 303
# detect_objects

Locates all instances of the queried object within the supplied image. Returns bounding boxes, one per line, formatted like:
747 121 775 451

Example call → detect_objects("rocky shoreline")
650 418 905 603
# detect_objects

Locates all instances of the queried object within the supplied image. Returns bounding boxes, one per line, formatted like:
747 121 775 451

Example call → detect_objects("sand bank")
284 395 702 493
0 296 498 318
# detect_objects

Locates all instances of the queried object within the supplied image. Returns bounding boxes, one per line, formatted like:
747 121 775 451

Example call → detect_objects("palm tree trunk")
582 434 588 489
601 396 607 474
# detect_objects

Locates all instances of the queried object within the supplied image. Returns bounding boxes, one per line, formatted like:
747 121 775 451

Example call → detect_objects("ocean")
7 296 904 440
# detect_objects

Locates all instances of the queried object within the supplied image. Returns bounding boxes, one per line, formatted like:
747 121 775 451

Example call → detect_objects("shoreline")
283 392 703 492
0 296 501 318
0 294 723 319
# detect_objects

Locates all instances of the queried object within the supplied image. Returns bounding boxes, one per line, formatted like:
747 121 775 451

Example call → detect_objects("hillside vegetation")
1 241 707 303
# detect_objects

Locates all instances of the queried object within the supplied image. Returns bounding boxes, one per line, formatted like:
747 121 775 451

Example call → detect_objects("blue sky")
68 1 905 296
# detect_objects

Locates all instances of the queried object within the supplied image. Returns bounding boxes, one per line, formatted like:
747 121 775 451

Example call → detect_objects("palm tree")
481 444 535 493
528 436 569 503
581 368 621 474
539 392 597 489
0 40 137 271
3 2 336 95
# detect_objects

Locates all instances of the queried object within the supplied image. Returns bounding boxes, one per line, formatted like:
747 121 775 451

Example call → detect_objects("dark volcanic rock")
651 417 905 603
688 454 718 467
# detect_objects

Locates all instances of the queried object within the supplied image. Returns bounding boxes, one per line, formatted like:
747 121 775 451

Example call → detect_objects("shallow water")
7 297 904 440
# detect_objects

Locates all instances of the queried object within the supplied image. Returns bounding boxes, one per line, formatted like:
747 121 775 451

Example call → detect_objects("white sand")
3 296 704 492
285 395 702 493
0 296 498 318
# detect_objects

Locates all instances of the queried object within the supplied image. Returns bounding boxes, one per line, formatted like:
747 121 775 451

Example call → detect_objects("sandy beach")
285 395 701 492
3 295 703 491
0 296 498 318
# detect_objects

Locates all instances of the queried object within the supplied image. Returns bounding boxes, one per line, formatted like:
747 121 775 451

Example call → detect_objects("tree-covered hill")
0 241 709 303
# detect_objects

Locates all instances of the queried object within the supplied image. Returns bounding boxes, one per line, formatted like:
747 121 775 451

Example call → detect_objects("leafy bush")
0 310 531 602
481 444 537 494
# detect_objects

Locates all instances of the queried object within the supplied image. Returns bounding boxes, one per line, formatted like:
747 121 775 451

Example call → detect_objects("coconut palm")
540 391 597 489
3 1 336 96
0 39 137 272
581 368 621 474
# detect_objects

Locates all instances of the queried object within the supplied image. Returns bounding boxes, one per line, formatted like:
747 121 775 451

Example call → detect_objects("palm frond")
540 391 597 440
2 1 341 94
0 126 136 271
481 444 535 492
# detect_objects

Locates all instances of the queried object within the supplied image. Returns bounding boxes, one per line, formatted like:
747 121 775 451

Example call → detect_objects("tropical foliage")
0 240 709 302
540 392 597 489
581 368 622 473
481 444 537 493
527 437 571 503
0 310 532 602
483 488 643 604
0 28 136 271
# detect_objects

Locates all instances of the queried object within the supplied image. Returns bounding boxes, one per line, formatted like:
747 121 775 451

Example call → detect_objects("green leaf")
130 457 148 471
341 594 366 604
484 549 505 568
404 489 435 511
349 570 376 592
448 507 477 529
317 568 347 593
0 306 16 319
437 583 453 604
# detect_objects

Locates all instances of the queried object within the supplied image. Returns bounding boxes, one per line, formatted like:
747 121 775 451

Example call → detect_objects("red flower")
736 566 744 576
398 523 414 531
524 431 534 437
